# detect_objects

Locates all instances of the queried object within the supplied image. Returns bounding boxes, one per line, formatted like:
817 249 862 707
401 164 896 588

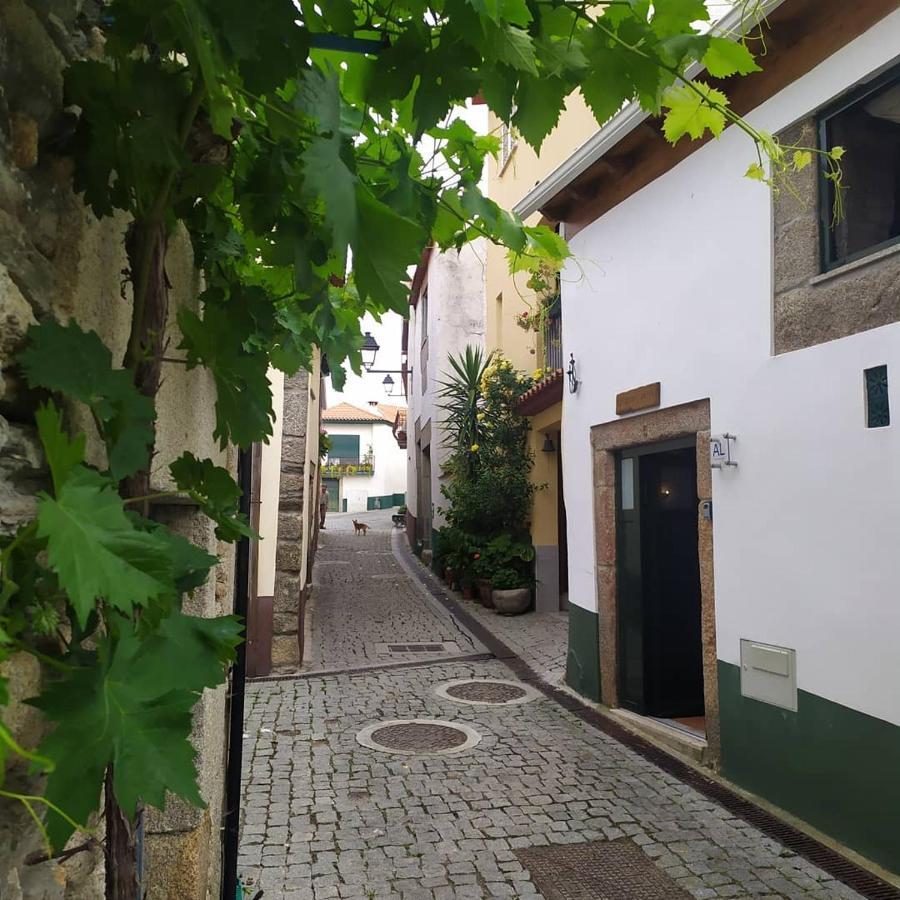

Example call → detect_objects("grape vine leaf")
170 452 255 542
177 303 274 448
702 37 760 78
490 24 538 75
650 0 709 37
661 82 728 143
297 67 358 254
513 74 568 151
37 467 175 626
19 321 155 480
352 185 426 313
35 401 85 494
34 611 242 849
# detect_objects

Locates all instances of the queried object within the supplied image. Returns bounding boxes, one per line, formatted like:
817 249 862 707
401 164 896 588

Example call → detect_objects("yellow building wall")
485 95 598 374
528 404 562 547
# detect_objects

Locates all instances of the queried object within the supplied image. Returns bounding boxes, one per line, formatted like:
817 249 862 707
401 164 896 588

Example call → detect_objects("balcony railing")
323 458 374 477
543 299 563 371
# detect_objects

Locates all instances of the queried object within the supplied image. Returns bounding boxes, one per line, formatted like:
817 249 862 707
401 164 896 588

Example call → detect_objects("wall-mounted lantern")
566 353 580 394
541 434 556 453
361 331 380 370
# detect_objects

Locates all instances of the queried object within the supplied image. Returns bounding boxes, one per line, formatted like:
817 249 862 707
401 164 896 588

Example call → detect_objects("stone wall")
272 370 313 669
773 119 900 355
1 1 233 895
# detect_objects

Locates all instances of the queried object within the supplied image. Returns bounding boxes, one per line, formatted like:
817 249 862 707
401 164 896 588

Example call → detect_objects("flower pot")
476 578 494 608
461 584 475 600
444 567 454 585
492 588 530 616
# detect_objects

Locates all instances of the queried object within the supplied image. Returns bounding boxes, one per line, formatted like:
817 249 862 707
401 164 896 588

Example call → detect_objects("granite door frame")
591 398 720 761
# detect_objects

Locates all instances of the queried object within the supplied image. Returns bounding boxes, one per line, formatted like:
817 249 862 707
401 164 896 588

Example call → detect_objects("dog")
352 519 369 536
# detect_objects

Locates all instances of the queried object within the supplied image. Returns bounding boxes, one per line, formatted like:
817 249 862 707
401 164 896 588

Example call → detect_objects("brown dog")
352 519 369 535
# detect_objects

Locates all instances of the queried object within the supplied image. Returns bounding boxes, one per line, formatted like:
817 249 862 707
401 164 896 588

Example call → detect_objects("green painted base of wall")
566 605 600 702
718 661 900 875
366 492 406 511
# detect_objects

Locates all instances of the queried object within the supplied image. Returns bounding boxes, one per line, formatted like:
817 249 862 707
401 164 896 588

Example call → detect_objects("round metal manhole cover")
356 719 481 756
435 678 541 707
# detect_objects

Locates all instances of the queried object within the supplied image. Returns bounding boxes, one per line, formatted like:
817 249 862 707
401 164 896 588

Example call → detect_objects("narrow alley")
238 516 862 900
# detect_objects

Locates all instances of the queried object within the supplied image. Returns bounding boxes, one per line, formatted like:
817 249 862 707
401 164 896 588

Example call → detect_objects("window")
865 365 890 428
420 289 428 343
329 434 360 463
500 110 518 170
819 67 900 270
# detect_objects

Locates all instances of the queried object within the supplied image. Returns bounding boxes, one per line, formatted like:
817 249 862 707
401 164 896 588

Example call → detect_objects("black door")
616 440 704 718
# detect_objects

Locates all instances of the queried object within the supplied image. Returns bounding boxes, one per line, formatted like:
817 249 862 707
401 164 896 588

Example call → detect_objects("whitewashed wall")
561 11 900 727
406 241 487 530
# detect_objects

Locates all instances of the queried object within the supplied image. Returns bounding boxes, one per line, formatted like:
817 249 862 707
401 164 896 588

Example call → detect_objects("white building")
519 0 900 875
404 241 486 556
321 402 407 513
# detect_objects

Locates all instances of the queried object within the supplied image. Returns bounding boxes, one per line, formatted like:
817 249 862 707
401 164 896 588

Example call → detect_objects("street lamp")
382 374 402 397
361 331 380 370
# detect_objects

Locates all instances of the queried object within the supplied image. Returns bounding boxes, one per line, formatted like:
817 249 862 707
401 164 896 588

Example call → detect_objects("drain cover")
447 681 526 703
436 678 540 706
516 839 693 900
373 641 461 656
388 643 445 652
373 722 466 751
356 719 481 756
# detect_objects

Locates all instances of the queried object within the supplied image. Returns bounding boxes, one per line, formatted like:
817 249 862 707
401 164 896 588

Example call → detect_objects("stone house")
518 0 900 876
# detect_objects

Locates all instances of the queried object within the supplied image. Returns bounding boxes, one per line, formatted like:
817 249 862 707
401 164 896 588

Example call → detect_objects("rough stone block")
276 539 303 572
274 573 302 613
278 510 303 541
144 813 212 900
271 634 300 667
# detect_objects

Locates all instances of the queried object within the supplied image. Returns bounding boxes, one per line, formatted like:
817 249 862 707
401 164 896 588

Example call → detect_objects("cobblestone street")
239 524 863 900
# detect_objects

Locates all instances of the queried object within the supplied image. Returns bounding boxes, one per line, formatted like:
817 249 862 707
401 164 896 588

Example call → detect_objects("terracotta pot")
444 567 454 585
461 584 475 600
476 578 494 608
492 588 530 616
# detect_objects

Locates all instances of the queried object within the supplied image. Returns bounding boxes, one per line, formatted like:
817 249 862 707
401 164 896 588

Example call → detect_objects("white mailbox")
740 639 797 712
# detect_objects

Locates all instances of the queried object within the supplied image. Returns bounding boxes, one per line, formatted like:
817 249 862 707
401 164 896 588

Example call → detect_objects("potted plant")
491 567 532 615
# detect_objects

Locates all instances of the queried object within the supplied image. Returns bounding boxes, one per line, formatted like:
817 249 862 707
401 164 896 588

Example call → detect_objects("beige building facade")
486 97 598 614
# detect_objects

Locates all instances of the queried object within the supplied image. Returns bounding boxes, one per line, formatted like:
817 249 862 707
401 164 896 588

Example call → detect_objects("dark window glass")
865 365 890 428
329 433 360 461
820 71 900 269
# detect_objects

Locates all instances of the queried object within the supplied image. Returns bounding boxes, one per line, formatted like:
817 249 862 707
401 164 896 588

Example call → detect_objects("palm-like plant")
438 345 492 471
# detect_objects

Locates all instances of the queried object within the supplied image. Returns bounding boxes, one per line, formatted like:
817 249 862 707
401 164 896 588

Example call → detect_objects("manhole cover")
356 719 481 756
436 678 540 706
516 839 694 900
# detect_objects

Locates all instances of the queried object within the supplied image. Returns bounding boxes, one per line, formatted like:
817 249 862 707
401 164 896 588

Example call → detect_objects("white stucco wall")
560 11 900 727
406 241 487 529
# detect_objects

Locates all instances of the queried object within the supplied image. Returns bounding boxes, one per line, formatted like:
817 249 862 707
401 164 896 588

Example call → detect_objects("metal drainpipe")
221 447 252 900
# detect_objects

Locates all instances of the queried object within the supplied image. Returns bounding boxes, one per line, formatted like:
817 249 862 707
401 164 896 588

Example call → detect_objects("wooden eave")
541 0 898 239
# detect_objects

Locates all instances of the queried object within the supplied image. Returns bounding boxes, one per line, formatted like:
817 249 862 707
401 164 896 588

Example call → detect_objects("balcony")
542 298 563 371
322 457 374 477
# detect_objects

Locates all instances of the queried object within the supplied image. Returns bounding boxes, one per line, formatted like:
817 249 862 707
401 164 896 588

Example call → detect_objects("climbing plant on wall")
0 0 844 895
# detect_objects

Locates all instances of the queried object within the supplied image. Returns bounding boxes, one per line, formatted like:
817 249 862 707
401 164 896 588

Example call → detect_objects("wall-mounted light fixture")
541 434 556 453
361 331 380 370
382 374 403 397
566 353 580 394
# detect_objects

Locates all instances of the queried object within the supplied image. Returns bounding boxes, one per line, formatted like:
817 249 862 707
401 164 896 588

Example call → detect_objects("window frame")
817 63 900 272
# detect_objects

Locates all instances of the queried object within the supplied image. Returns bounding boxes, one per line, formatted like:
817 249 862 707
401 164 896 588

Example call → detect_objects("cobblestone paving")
304 524 481 672
396 540 569 686
240 528 863 900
